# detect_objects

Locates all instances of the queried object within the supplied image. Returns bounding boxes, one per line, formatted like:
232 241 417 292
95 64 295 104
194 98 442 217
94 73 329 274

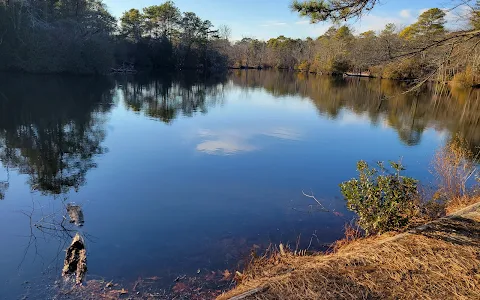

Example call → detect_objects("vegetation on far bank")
2 0 480 87
230 1 480 87
0 0 229 74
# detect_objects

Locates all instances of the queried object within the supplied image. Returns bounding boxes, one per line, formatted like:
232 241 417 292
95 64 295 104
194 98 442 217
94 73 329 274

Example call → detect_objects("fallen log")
227 287 267 300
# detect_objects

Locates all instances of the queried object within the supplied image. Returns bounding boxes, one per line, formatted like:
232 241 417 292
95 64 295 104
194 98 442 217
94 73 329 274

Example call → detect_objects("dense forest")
231 4 480 87
0 0 229 74
0 0 479 87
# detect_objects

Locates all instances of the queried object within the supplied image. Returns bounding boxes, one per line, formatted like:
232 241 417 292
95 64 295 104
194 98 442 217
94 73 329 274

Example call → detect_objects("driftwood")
227 287 268 300
62 233 87 285
343 72 374 78
67 204 84 226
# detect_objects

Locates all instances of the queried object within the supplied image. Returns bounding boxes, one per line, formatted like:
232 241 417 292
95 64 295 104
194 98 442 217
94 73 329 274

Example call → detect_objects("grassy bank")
219 137 480 300
218 201 480 300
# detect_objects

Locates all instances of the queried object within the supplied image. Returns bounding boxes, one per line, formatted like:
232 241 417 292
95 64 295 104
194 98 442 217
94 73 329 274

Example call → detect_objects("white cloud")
444 4 471 30
261 21 288 27
304 23 332 38
295 20 310 25
197 129 255 155
352 14 403 33
400 9 411 19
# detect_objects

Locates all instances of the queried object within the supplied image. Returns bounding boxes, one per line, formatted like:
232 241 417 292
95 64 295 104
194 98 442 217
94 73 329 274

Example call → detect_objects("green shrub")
381 58 421 79
296 60 310 72
340 161 419 235
327 57 351 74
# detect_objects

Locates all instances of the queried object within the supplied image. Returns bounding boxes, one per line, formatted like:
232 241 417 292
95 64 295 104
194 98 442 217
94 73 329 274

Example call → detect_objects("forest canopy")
0 0 479 87
228 1 480 87
0 0 229 74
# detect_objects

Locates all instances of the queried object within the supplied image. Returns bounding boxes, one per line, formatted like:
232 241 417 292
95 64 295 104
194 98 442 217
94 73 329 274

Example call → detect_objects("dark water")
0 71 479 299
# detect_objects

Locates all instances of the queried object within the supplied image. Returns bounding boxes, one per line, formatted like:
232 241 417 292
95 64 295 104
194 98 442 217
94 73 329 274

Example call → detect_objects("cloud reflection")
197 139 257 155
196 127 302 155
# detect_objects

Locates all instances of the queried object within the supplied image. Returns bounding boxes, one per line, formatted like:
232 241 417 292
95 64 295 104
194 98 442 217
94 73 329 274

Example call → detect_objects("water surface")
0 71 478 299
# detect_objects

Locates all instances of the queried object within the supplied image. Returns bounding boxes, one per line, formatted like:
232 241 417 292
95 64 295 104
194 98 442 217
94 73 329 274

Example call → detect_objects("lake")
0 70 478 299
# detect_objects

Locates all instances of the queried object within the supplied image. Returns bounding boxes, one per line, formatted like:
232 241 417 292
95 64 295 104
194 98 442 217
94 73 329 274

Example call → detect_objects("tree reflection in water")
119 72 228 123
0 72 230 270
0 73 115 288
0 73 114 195
231 70 480 150
0 70 479 298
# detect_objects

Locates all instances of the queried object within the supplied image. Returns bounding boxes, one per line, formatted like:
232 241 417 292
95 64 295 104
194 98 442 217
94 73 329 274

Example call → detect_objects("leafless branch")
392 30 480 61
302 190 328 211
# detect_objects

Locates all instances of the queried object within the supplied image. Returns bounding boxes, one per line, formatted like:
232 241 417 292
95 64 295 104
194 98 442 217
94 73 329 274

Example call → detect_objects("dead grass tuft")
432 135 478 201
329 224 363 253
446 195 480 214
430 135 480 215
218 203 480 300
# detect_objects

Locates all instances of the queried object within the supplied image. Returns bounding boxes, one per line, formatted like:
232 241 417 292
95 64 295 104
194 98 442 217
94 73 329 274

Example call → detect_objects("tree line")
0 0 229 74
1 0 479 86
230 3 480 87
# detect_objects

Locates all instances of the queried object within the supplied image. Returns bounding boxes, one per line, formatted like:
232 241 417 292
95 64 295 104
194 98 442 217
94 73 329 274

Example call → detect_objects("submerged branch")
302 190 328 211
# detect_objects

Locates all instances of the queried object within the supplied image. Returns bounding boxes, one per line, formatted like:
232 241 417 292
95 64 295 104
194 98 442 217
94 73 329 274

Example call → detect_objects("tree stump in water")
67 204 84 226
62 233 87 285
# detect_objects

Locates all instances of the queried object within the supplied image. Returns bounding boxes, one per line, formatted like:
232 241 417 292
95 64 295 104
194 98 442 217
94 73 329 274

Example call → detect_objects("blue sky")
103 0 471 40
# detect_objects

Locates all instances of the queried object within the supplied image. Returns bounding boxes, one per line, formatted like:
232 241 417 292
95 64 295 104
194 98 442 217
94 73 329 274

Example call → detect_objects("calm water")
0 71 478 299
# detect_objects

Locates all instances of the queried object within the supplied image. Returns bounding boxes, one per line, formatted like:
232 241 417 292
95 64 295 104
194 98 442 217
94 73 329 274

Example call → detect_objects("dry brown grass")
329 224 363 253
431 135 480 216
432 135 478 201
451 66 478 88
446 195 480 214
219 138 480 300
218 203 480 300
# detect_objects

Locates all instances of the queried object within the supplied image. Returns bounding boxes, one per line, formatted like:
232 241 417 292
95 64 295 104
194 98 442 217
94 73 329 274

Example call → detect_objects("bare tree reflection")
0 74 113 195
231 71 480 149
0 166 9 200
0 74 110 289
17 195 95 272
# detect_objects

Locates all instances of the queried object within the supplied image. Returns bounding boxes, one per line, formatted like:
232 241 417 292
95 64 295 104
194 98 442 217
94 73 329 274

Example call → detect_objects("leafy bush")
327 56 351 74
381 58 419 79
340 161 419 235
295 60 310 72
